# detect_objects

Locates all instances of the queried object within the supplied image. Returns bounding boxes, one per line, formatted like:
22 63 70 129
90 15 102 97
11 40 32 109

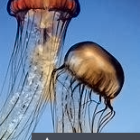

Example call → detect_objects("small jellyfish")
0 0 80 139
50 41 124 133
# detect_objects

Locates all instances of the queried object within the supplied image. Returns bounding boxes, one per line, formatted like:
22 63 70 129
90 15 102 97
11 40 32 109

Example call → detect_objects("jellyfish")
50 41 124 133
0 0 80 139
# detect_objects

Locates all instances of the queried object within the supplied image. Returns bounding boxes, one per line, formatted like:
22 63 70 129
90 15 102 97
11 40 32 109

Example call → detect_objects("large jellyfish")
50 41 124 133
0 0 80 139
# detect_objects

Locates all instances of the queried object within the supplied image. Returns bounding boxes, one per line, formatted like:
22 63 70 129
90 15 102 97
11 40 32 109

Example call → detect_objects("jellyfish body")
50 41 124 133
0 0 80 139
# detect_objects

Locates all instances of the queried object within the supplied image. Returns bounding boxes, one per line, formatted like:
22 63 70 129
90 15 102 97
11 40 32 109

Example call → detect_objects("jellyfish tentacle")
98 109 115 133
90 95 102 133
97 99 115 132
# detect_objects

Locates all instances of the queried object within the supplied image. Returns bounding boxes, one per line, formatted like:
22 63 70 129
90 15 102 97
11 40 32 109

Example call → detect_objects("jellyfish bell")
65 41 124 100
0 0 80 139
7 0 80 17
51 41 124 133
